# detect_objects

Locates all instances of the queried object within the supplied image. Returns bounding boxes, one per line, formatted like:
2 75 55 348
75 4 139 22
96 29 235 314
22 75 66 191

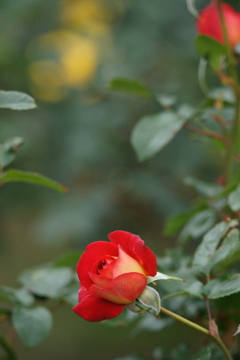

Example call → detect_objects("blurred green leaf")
209 87 235 104
217 247 240 270
0 90 37 110
12 306 52 348
0 169 68 193
54 250 83 267
193 347 211 360
131 111 186 162
228 184 240 211
192 219 238 274
204 273 240 299
179 209 216 245
162 280 203 301
184 176 222 197
177 104 195 119
19 266 74 298
110 78 151 98
163 203 207 236
219 182 238 198
156 94 177 107
205 229 240 275
195 35 227 70
132 313 174 336
62 283 78 306
0 286 34 306
0 137 24 168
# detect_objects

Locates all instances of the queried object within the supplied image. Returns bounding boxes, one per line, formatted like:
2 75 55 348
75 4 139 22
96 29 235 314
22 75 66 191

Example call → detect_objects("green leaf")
205 229 240 275
0 90 37 110
163 203 207 236
19 266 74 298
0 169 68 193
209 87 235 104
156 94 177 107
219 182 238 198
0 137 24 168
131 111 186 162
62 284 79 306
138 286 161 315
131 313 174 335
0 286 34 306
217 247 240 270
162 280 203 301
179 209 216 245
204 273 240 299
54 250 83 267
192 219 238 274
177 104 195 119
109 78 151 98
147 271 183 284
12 306 52 348
184 176 222 197
228 184 240 211
193 347 211 360
195 35 227 70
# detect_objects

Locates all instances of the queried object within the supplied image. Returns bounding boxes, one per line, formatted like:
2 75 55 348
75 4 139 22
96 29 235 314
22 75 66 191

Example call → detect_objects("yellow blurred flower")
60 0 113 35
27 31 98 102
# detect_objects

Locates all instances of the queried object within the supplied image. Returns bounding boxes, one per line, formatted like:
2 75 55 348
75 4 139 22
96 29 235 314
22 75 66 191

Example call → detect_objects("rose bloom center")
90 245 146 288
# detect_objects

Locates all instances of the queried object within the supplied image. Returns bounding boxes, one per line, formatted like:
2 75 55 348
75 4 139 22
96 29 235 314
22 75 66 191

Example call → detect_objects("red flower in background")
73 230 157 322
196 1 240 48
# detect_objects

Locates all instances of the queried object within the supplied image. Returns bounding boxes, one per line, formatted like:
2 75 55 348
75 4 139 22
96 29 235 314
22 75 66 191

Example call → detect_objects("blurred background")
0 0 226 359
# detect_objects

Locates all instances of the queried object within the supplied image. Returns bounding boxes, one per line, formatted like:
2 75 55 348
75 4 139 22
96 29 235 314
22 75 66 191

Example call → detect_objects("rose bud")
196 1 240 48
73 230 157 322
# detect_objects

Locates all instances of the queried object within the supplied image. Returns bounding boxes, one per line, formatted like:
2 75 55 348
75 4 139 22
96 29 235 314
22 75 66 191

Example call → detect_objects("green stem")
0 335 18 360
216 0 240 183
225 93 240 183
160 307 233 360
216 0 238 82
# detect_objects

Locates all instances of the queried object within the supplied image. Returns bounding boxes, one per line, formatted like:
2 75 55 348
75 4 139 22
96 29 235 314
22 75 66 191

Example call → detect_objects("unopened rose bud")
196 1 240 49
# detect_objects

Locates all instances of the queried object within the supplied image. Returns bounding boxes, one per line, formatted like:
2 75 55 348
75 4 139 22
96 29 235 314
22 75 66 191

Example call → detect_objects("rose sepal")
147 271 184 284
125 301 149 314
138 285 161 315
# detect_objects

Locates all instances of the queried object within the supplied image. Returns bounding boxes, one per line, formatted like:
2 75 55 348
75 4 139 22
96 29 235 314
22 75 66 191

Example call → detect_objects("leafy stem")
0 335 18 360
215 0 240 183
225 93 240 183
216 0 237 82
160 307 233 360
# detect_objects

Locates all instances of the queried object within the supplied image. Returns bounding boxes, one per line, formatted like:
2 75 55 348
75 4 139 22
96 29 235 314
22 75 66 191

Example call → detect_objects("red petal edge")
73 286 124 322
89 272 147 304
108 231 157 276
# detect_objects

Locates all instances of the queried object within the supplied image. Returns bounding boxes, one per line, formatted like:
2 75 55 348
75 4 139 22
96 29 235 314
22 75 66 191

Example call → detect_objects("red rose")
73 230 157 322
196 1 240 48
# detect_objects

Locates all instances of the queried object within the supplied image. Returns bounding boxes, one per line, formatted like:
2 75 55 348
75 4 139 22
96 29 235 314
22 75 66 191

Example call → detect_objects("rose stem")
160 307 233 360
0 335 18 360
216 0 240 183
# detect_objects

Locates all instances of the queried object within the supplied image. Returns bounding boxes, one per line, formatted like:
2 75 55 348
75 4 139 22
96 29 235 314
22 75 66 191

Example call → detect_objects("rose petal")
91 255 115 279
73 286 124 322
76 241 118 289
89 272 147 304
108 231 157 276
89 272 111 288
113 245 146 278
